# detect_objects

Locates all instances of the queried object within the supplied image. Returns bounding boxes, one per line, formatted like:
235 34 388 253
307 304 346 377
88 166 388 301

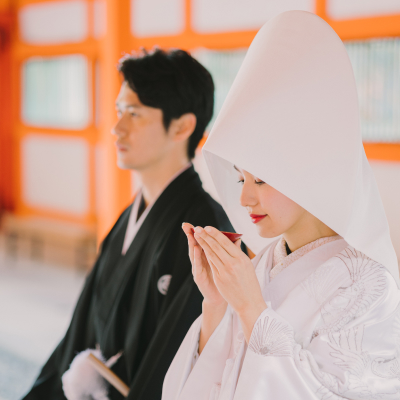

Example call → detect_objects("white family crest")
157 275 172 295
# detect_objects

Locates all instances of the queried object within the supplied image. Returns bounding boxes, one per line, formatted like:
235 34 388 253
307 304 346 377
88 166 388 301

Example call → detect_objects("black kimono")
23 166 234 400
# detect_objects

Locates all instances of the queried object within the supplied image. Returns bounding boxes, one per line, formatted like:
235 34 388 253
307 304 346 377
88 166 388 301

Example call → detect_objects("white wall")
19 0 88 44
22 135 90 215
327 0 400 20
192 0 314 33
131 0 185 37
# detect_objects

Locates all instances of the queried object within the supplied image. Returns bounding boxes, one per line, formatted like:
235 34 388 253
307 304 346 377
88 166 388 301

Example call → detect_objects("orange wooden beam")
14 39 99 59
125 30 258 52
118 0 133 57
15 124 98 145
328 15 400 40
315 0 327 19
364 143 400 162
17 0 59 6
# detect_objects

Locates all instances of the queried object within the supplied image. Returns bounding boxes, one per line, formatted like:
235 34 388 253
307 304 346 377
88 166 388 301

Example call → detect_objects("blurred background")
0 0 399 399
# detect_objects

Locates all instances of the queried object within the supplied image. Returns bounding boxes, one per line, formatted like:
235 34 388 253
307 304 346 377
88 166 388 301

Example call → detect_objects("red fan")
221 231 243 242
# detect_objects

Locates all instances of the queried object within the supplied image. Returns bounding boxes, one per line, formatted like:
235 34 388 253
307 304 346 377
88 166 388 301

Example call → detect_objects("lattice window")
346 38 400 142
22 55 90 129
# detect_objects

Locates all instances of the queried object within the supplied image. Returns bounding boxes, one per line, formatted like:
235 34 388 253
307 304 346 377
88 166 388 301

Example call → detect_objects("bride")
162 10 400 400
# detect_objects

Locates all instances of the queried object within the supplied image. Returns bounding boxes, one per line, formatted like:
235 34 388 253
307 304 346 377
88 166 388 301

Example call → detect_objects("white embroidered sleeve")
248 309 294 358
302 255 400 400
238 252 400 400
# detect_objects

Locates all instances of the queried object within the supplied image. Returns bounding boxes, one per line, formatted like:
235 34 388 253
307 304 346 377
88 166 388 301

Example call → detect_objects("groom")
24 48 234 400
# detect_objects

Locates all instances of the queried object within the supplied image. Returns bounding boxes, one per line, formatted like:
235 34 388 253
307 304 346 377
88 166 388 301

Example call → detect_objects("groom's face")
112 82 173 171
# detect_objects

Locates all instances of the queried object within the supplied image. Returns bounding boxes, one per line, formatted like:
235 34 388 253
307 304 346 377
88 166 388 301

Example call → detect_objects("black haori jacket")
23 166 234 400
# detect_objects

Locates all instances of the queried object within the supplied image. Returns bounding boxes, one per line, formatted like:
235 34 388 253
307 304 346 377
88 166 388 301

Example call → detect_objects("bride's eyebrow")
233 165 241 172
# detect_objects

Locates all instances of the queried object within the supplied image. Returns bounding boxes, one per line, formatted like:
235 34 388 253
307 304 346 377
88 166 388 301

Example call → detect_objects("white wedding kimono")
163 238 400 399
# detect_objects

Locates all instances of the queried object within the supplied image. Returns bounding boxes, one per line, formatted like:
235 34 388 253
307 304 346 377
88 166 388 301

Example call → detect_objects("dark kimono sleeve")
22 239 109 400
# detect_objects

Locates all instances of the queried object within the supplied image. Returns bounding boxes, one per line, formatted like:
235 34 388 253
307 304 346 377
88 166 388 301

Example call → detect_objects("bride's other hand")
182 223 226 307
182 223 228 353
193 226 267 342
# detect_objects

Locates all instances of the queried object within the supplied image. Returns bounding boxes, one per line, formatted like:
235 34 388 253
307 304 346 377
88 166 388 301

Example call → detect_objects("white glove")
62 348 122 400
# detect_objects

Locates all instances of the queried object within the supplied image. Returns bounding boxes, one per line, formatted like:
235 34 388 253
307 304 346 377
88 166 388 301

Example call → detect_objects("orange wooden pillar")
96 0 132 241
0 5 13 213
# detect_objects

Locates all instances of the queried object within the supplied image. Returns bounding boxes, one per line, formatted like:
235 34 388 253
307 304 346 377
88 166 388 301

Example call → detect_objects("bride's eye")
255 179 265 185
237 177 244 184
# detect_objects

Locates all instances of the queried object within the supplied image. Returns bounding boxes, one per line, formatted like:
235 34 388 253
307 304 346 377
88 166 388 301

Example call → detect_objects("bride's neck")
283 213 337 253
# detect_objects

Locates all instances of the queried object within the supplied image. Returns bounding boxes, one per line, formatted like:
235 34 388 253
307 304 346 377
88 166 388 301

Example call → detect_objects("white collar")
121 162 192 255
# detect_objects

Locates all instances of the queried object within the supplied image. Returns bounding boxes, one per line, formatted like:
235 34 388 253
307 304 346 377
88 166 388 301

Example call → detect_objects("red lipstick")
250 214 267 224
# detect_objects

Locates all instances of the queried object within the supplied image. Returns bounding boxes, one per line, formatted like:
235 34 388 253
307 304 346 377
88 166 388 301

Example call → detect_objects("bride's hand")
193 226 267 341
182 223 227 307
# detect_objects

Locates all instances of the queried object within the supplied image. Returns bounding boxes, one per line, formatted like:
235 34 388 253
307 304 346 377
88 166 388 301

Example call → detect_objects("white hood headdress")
203 11 399 283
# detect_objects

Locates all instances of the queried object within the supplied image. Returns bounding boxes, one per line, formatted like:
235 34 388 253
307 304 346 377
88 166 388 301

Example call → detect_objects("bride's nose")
239 180 258 209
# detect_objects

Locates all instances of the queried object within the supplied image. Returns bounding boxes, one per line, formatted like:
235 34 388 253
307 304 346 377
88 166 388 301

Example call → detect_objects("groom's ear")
168 113 197 143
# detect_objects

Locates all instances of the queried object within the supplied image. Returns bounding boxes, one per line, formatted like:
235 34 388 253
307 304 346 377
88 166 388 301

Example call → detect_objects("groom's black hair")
118 48 214 159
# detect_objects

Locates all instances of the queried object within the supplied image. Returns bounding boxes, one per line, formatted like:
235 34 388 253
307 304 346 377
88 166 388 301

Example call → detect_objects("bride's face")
236 168 307 238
